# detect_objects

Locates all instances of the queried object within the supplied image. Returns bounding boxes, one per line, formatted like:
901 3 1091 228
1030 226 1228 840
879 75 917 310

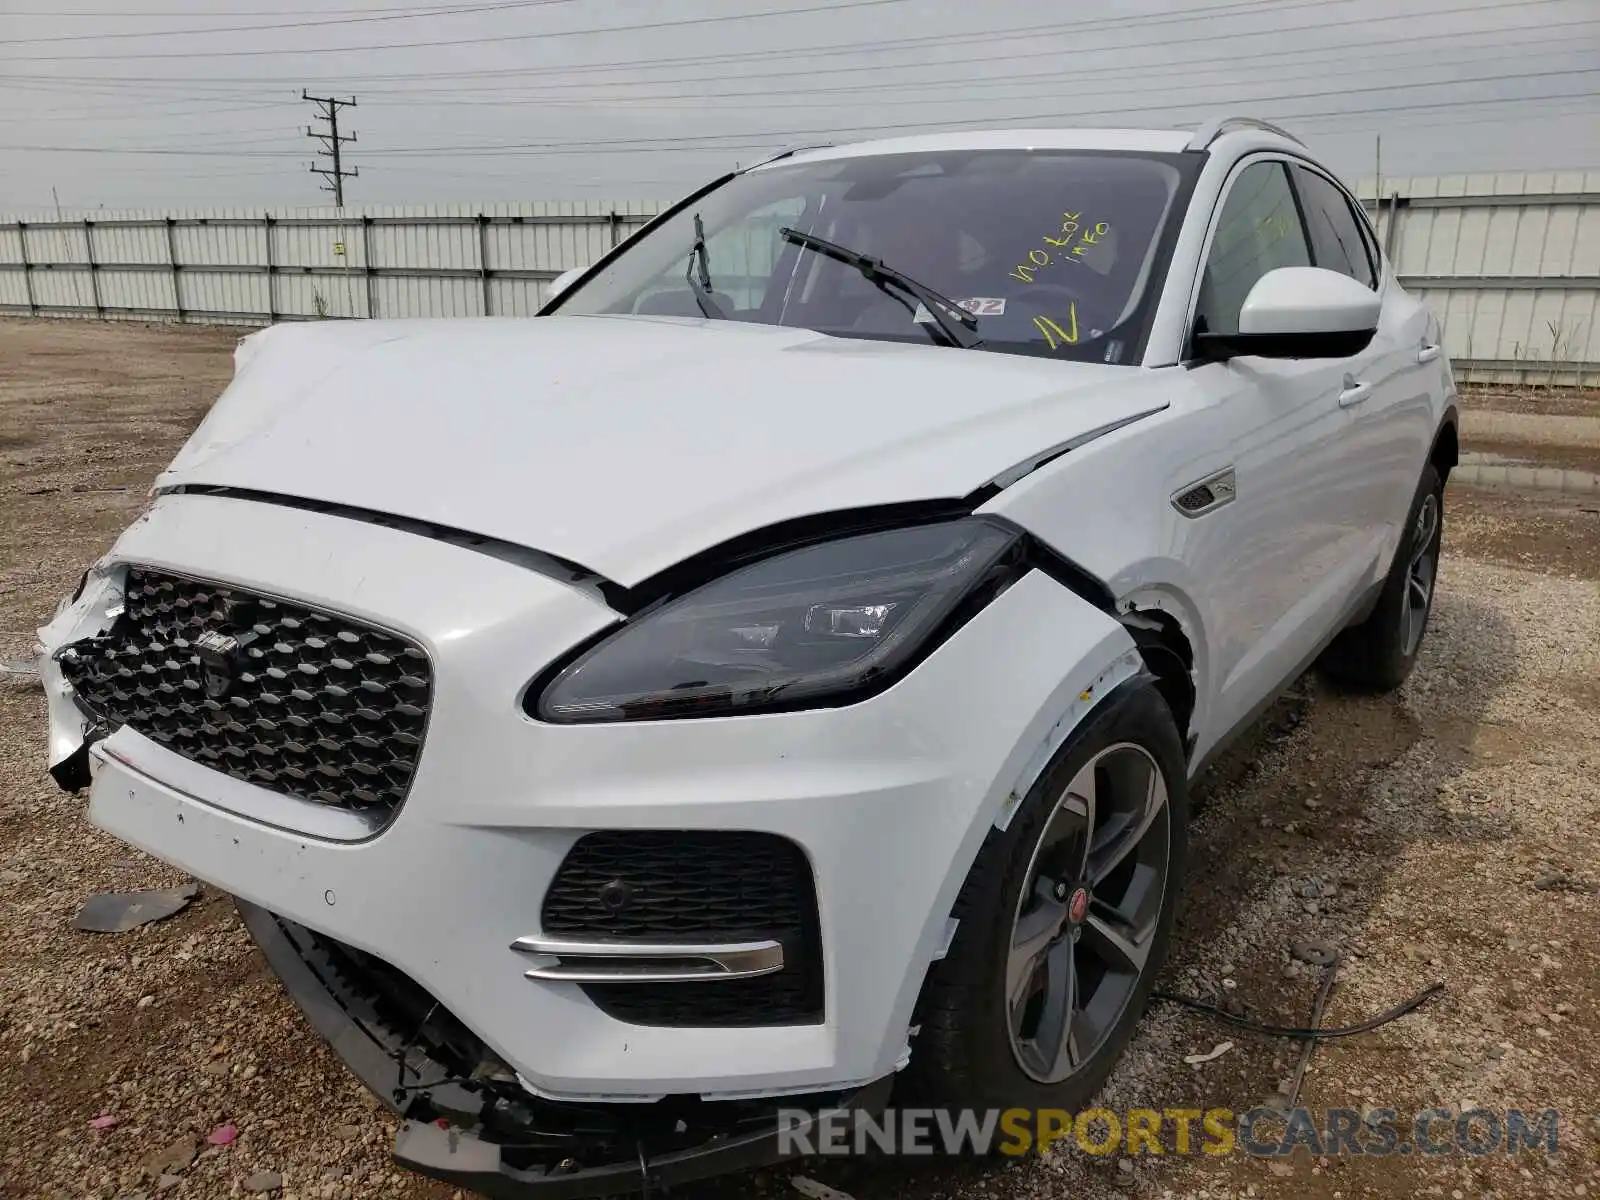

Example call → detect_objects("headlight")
533 517 1024 723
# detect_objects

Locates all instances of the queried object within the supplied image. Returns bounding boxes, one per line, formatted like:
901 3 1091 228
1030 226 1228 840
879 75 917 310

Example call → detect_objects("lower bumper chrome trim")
510 936 784 983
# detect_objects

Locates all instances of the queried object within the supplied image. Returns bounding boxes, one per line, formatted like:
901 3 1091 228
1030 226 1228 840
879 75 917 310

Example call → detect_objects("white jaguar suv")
39 116 1456 1195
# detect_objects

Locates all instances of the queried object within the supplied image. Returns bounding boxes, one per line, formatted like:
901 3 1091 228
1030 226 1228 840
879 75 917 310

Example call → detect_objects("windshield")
550 148 1196 364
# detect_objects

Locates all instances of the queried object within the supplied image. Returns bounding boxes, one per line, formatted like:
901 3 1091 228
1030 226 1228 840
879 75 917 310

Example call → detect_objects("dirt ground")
1 319 1596 1200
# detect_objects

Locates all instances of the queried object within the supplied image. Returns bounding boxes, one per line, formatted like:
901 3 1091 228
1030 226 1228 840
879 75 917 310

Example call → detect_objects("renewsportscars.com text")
776 1106 1562 1158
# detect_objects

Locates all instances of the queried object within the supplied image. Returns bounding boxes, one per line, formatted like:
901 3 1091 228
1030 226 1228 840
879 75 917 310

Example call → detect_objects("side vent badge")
1172 468 1236 518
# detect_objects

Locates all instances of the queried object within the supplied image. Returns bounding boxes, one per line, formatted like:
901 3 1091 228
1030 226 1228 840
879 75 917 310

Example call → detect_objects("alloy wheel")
1006 743 1171 1084
1401 492 1440 658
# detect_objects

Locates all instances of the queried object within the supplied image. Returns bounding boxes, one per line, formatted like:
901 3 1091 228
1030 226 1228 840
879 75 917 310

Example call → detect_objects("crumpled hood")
159 315 1169 586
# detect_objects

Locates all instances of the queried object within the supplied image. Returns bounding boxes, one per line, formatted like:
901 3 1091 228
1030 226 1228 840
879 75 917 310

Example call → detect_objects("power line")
0 0 929 62
7 88 1594 160
4 0 536 14
345 39 1600 109
35 103 1600 200
0 0 1574 86
304 90 358 206
367 30 1600 103
16 101 304 122
304 67 1600 153
346 100 1600 175
0 0 587 45
16 29 1590 123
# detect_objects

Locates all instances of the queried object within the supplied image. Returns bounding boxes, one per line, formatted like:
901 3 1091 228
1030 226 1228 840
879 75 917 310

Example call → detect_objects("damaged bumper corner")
37 562 125 792
235 899 892 1198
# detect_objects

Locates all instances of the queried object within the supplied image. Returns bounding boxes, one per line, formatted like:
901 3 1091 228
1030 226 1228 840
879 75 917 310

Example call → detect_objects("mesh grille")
543 830 808 941
542 831 824 1027
586 971 821 1029
60 566 430 816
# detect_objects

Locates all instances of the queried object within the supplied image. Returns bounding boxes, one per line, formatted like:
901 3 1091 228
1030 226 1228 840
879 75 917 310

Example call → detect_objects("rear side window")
1194 161 1311 338
1290 164 1377 289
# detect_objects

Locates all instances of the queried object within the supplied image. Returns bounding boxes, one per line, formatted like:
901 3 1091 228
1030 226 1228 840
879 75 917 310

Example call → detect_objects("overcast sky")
1 0 1596 212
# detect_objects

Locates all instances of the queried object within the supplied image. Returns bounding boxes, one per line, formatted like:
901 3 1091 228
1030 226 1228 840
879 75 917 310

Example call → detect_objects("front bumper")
48 491 1135 1101
237 900 891 1197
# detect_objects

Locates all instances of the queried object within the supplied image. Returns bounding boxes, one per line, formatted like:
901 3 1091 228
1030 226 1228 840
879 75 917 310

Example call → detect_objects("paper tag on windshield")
914 298 1004 324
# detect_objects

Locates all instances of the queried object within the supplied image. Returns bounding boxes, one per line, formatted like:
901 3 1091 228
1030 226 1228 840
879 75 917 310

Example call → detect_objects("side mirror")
1196 266 1380 361
545 267 583 302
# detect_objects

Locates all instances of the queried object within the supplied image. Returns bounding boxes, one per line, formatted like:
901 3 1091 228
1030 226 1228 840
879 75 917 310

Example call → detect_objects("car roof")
747 120 1305 170
752 127 1196 168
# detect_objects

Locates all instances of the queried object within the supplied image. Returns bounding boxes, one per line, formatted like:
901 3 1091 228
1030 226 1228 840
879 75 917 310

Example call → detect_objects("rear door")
1288 162 1435 574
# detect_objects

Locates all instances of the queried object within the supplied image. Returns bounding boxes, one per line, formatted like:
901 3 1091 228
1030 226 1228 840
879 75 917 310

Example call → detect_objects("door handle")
1338 380 1373 408
1417 343 1442 364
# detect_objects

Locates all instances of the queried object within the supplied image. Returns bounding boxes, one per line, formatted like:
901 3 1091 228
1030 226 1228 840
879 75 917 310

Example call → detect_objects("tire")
1320 463 1444 693
903 678 1188 1112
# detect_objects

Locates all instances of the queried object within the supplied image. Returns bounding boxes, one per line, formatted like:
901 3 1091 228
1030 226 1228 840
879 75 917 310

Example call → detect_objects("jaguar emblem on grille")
196 629 242 699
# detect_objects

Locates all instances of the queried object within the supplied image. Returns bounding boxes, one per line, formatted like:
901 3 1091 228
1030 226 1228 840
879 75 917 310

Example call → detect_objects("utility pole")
1374 134 1383 231
304 90 358 207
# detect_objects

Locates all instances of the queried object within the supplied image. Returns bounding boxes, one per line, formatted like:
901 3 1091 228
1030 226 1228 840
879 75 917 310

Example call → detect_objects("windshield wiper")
777 226 980 349
684 213 728 320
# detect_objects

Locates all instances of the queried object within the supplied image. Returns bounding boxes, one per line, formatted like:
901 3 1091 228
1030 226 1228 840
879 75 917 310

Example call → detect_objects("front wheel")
904 679 1188 1111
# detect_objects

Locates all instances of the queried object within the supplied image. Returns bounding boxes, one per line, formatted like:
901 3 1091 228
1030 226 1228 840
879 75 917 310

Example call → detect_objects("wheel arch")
903 661 1191 1105
988 645 1150 834
1110 581 1209 763
1119 607 1196 751
1429 404 1460 483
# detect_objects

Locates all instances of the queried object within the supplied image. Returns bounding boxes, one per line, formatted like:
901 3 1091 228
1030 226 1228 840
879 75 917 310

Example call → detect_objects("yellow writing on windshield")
1010 213 1112 284
1033 303 1080 350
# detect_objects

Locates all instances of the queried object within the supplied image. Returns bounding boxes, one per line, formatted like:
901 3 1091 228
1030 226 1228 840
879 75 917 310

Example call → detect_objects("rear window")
553 148 1196 365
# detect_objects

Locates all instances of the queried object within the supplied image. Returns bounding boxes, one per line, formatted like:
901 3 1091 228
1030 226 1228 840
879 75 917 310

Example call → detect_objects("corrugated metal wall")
1356 171 1600 385
0 200 663 327
5 174 1598 383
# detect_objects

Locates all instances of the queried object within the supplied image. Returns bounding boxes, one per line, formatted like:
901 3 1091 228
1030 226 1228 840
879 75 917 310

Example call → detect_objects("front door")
1177 159 1375 757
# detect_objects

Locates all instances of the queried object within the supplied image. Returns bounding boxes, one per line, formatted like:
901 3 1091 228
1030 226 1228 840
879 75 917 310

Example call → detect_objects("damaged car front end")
38 135 1222 1195
37 484 1134 1194
41 546 888 1195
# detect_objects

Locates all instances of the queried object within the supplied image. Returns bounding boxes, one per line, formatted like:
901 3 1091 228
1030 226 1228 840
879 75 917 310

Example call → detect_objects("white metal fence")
3 171 1598 384
0 200 664 324
1358 171 1600 386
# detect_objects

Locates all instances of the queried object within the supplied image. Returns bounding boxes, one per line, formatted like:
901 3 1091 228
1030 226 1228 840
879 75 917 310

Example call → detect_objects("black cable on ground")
1151 979 1445 1041
1283 952 1341 1108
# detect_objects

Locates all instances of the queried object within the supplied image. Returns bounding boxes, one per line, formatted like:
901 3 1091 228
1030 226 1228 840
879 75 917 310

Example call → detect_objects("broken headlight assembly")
533 517 1025 723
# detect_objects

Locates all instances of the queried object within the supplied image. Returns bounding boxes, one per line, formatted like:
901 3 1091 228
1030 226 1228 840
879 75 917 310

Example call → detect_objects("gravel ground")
1 320 1597 1200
